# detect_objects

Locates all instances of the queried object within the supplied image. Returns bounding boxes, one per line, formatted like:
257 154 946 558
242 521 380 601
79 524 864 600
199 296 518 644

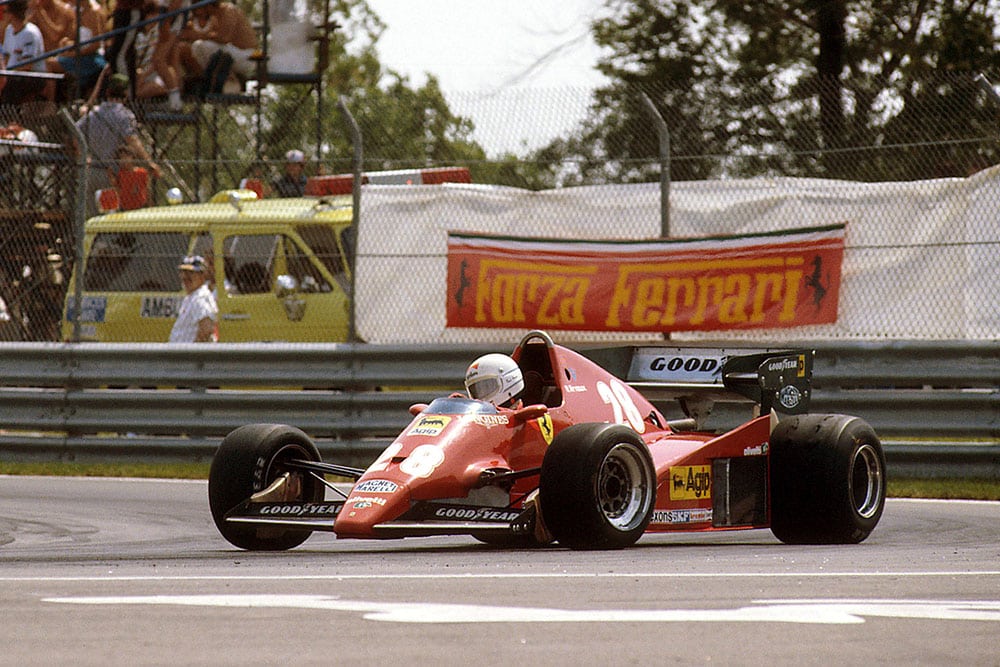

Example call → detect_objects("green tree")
533 0 1000 184
258 0 488 176
548 1 733 185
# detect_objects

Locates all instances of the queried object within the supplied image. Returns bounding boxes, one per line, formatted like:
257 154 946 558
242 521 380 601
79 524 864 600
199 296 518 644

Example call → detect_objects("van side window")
284 237 331 293
223 234 277 294
295 224 351 279
84 232 189 292
192 233 213 262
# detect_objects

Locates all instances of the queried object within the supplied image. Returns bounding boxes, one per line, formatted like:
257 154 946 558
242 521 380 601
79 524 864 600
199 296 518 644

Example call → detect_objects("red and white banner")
446 225 846 333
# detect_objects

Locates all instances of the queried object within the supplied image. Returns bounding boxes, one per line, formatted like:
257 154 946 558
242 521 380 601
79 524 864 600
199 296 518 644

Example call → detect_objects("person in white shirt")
0 0 48 104
169 255 218 342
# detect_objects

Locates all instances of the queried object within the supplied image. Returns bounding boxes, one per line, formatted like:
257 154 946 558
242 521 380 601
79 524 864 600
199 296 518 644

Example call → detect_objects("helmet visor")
466 376 501 401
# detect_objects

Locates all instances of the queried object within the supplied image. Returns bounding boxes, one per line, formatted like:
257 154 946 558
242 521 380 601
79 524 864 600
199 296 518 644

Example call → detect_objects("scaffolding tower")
0 0 336 339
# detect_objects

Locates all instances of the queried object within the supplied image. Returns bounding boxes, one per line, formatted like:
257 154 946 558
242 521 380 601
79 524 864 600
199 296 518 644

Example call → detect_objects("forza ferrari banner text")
446 225 845 333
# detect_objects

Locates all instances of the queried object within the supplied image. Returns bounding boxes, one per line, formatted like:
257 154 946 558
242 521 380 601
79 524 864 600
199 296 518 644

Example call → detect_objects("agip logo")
668 465 712 500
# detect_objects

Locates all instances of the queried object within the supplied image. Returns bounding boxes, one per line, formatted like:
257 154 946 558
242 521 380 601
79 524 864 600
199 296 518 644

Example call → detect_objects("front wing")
224 499 532 538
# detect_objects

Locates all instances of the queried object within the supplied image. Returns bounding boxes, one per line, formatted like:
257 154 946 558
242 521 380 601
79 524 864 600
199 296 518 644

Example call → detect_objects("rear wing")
582 346 813 429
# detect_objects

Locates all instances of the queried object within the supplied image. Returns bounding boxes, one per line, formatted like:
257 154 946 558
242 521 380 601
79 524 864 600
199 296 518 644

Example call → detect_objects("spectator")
29 0 76 100
75 72 162 216
180 0 256 91
46 0 108 98
134 2 182 109
109 144 149 210
0 120 38 153
176 0 209 84
169 254 217 342
0 0 48 105
105 0 144 102
273 149 306 197
239 160 270 198
28 0 74 53
151 0 187 110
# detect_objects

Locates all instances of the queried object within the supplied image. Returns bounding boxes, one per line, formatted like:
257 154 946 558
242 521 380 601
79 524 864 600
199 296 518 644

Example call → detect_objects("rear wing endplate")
582 345 813 425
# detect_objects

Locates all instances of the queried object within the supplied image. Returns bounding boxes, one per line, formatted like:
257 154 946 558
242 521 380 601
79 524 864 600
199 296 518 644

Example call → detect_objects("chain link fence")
1 71 998 342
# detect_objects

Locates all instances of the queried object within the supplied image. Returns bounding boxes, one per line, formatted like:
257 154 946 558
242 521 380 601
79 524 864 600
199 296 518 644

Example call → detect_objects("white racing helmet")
465 353 524 408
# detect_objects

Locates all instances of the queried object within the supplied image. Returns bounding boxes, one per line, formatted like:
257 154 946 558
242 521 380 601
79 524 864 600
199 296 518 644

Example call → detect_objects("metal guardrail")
0 341 996 476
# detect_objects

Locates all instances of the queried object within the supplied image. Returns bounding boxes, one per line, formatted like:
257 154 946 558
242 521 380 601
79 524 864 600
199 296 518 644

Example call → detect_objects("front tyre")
540 423 656 550
208 423 324 551
770 414 886 544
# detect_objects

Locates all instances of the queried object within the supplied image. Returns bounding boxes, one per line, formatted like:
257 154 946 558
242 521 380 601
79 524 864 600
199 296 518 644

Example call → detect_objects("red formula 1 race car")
208 330 886 550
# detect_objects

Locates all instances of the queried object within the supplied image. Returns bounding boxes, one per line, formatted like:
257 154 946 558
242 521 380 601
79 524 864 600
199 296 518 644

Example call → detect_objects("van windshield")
83 232 189 292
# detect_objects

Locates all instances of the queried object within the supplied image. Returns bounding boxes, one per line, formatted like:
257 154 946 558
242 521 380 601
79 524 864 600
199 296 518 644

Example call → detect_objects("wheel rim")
597 443 653 531
850 443 884 519
263 443 312 496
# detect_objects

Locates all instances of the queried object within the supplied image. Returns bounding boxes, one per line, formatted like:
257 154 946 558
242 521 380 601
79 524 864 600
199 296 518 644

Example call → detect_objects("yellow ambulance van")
62 190 354 342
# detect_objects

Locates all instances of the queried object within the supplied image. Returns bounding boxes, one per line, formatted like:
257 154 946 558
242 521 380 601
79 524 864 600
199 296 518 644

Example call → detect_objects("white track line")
2 570 999 583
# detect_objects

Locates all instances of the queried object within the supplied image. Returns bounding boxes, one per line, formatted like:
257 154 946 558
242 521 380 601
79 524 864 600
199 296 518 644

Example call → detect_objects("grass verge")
0 461 211 479
2 462 999 500
887 477 1000 501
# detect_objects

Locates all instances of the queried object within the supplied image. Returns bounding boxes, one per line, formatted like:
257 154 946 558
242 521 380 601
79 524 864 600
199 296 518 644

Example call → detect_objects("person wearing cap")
273 148 307 197
169 255 218 342
75 71 162 216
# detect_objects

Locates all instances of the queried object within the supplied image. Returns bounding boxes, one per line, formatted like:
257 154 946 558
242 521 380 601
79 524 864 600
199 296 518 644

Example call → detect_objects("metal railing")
0 341 996 476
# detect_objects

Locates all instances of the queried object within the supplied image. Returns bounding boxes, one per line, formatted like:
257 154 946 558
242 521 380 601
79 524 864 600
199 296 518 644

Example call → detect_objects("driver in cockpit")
464 353 524 408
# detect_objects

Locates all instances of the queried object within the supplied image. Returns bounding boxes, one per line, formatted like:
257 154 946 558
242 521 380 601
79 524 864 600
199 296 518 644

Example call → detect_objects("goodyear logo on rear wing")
765 354 807 377
407 415 452 436
669 465 712 500
629 348 727 384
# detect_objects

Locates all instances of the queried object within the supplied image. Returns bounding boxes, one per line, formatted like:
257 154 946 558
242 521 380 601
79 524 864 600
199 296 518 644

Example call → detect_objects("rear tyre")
540 423 656 550
770 414 886 544
208 423 324 550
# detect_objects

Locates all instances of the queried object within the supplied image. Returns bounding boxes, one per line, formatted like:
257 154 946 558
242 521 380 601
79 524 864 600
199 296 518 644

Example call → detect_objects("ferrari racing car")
208 330 886 550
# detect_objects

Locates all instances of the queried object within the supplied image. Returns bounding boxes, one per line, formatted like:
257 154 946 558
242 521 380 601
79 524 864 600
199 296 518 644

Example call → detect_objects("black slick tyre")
208 423 324 550
770 413 886 544
539 423 656 550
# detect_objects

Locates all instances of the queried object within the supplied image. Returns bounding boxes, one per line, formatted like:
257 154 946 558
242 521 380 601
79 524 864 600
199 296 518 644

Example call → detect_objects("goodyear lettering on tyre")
669 465 712 500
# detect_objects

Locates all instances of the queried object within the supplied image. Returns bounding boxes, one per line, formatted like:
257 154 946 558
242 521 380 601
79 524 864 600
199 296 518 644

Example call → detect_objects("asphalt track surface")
1 476 998 666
